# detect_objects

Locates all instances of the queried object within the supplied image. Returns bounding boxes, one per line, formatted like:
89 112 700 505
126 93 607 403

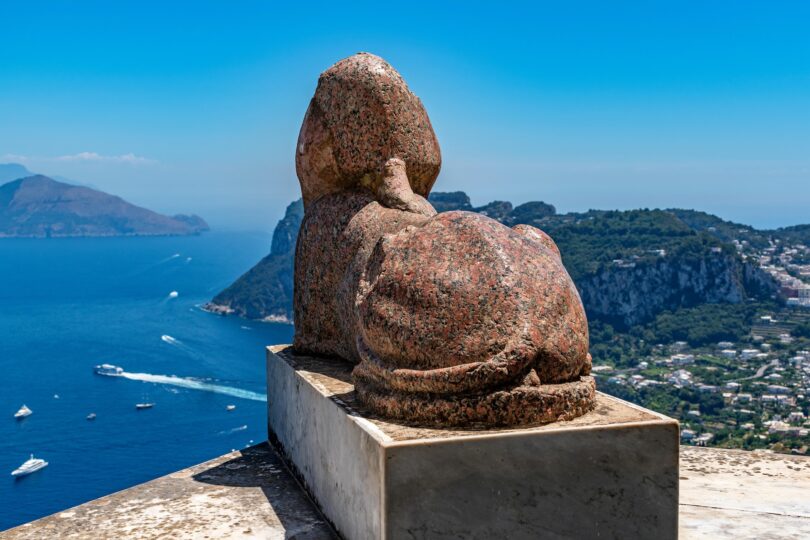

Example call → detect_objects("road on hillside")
735 359 779 382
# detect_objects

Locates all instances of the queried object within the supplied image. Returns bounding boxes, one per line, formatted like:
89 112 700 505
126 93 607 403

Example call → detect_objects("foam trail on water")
218 425 248 435
159 334 199 358
120 372 266 402
155 253 181 264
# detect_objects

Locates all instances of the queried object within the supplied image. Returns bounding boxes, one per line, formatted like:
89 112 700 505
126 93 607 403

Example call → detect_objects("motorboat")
135 403 154 410
226 404 236 411
94 364 123 376
14 405 32 419
11 455 48 477
86 413 97 421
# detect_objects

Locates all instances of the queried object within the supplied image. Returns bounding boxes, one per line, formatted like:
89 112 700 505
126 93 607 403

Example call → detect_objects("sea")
0 231 293 530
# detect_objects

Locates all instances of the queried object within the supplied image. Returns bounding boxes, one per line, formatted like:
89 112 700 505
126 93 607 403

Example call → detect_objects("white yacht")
135 403 154 410
94 364 123 376
86 413 97 421
226 404 236 411
14 405 32 419
11 455 48 477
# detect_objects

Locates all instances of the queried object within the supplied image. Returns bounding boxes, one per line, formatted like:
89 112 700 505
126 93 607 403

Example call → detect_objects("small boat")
53 394 60 399
168 291 179 298
226 404 236 411
86 413 97 421
94 364 123 376
135 403 154 410
11 455 48 477
14 405 32 419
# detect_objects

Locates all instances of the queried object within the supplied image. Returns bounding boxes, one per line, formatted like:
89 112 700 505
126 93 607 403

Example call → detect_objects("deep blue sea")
0 232 293 531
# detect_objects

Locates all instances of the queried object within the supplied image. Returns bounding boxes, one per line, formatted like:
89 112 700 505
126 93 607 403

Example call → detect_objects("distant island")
0 164 208 238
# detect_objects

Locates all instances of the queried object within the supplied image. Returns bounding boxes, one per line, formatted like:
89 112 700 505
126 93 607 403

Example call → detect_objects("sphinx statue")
293 53 595 426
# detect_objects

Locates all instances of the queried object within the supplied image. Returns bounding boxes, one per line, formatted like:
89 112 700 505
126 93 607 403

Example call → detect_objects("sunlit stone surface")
6 442 808 539
293 53 594 426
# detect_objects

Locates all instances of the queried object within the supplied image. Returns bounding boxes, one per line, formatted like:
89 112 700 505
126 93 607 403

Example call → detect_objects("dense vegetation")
770 224 810 246
668 208 770 249
539 209 730 281
794 320 810 340
634 303 766 347
588 302 774 369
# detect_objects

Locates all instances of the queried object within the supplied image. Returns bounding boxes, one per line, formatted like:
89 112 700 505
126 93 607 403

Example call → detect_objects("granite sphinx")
293 53 595 426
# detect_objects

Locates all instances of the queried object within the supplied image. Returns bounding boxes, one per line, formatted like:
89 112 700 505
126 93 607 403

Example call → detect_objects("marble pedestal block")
267 345 679 540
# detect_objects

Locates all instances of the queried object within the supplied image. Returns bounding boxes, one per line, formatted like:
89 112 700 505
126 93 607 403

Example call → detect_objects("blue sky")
1 1 808 230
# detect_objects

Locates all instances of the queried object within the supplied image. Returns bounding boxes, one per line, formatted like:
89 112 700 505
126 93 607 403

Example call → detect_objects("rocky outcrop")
578 251 749 328
270 200 304 255
204 199 302 322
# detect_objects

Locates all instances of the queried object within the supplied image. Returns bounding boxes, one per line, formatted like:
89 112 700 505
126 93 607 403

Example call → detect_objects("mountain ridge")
0 174 208 238
206 191 789 326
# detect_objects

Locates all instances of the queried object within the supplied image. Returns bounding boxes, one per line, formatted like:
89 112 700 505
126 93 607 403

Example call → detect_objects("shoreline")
201 302 293 325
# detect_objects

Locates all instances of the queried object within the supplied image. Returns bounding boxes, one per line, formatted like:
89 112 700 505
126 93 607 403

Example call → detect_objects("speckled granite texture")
293 53 594 426
295 52 441 209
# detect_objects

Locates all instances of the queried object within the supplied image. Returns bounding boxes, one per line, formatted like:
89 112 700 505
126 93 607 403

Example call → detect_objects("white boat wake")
119 372 266 402
155 253 181 264
161 334 181 345
218 425 248 435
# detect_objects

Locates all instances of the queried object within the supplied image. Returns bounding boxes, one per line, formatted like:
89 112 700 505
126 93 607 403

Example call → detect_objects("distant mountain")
0 175 208 238
0 163 33 183
208 191 787 327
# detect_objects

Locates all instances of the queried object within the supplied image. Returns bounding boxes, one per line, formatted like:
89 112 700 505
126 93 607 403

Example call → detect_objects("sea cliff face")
209 192 778 327
204 199 303 322
578 252 748 328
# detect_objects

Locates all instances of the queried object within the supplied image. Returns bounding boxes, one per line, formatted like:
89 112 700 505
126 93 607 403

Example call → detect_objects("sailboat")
11 455 48 477
14 405 32 419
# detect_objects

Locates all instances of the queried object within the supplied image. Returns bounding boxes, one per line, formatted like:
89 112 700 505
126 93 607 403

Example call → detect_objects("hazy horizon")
2 2 808 231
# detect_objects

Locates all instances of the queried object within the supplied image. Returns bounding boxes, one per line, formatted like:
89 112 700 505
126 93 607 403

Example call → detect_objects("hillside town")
598 236 810 454
755 240 810 308
596 336 809 454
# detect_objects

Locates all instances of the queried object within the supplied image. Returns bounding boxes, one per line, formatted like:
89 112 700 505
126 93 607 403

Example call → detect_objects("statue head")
295 53 441 208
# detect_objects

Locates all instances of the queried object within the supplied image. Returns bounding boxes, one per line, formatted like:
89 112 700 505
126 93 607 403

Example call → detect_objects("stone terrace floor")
4 444 809 539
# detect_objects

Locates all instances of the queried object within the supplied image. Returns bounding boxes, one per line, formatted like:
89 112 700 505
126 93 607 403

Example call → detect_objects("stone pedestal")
267 345 679 540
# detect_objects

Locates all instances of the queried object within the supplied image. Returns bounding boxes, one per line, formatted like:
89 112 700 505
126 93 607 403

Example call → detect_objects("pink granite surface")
292 53 594 426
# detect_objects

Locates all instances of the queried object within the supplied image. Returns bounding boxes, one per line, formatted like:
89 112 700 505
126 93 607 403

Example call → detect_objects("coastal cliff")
208 192 778 327
205 199 303 322
578 250 749 328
